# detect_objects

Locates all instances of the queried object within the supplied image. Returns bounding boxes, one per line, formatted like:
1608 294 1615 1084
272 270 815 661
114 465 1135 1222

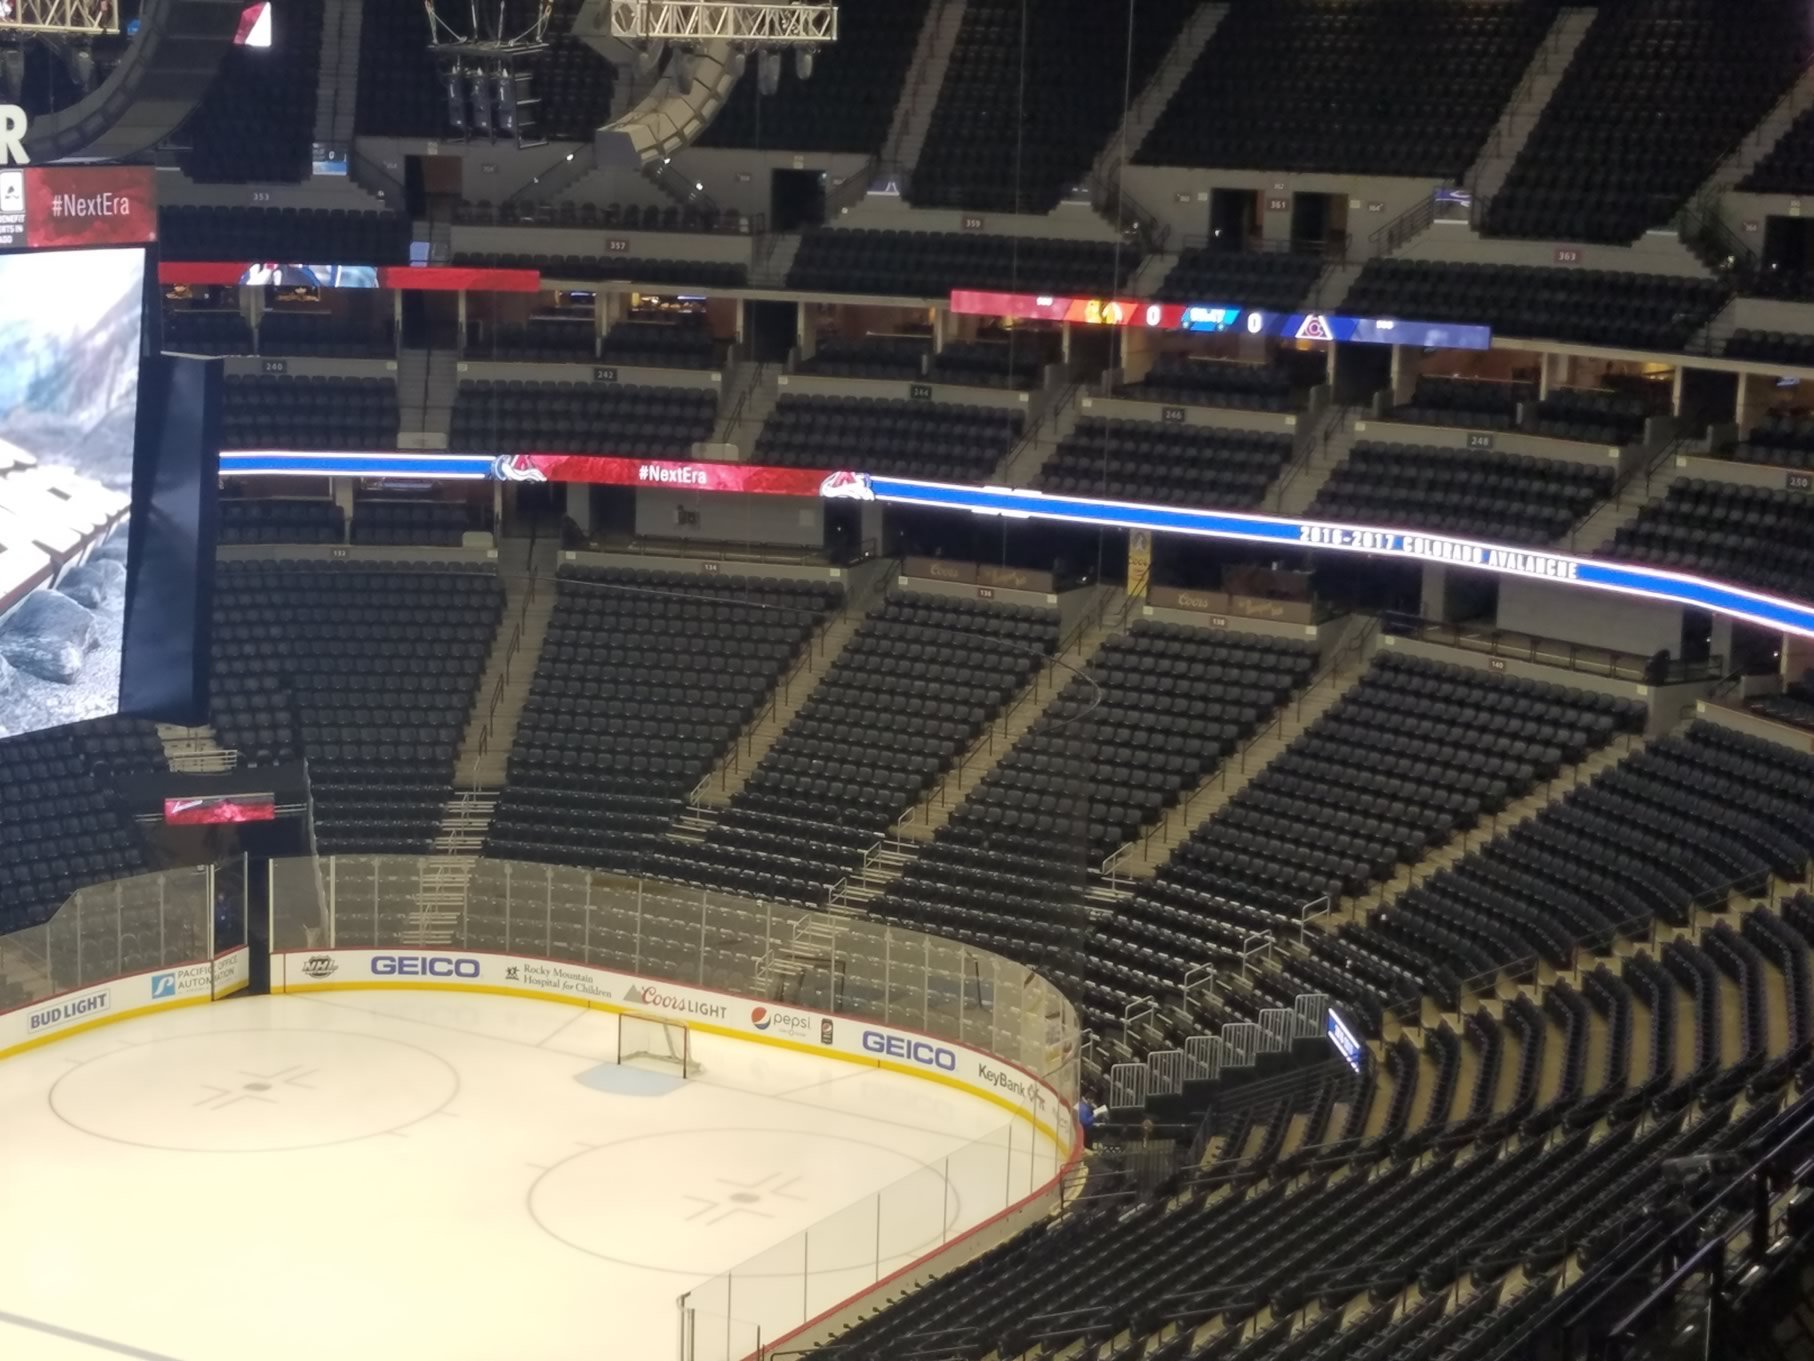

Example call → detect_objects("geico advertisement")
276 949 1062 1127
0 961 217 1055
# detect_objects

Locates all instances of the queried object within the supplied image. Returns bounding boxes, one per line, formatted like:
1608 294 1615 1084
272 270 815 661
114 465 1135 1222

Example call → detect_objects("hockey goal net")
618 1013 697 1077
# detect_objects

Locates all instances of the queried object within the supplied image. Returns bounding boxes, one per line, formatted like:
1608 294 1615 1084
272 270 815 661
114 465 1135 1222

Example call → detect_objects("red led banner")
157 262 542 292
493 454 845 496
949 289 1191 329
0 165 157 252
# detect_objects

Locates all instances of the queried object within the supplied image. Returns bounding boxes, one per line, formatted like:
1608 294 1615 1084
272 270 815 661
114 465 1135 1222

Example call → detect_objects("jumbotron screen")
0 247 145 738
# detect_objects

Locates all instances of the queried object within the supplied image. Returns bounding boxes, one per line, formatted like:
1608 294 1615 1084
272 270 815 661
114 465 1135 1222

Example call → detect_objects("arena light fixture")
609 0 836 44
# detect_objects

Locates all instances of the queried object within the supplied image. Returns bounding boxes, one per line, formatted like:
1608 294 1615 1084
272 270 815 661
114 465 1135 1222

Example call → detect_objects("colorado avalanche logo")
819 470 875 501
491 454 549 483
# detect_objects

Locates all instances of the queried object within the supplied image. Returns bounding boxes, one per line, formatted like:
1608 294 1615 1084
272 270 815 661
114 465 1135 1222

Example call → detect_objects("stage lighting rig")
608 1 835 45
0 0 119 36
425 0 549 146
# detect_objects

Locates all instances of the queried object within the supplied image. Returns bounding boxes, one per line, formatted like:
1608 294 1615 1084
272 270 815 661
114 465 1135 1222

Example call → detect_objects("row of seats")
1138 0 1553 180
1119 355 1313 414
486 568 837 873
650 595 1055 906
1037 416 1295 509
447 380 717 456
222 376 400 451
1485 0 1811 243
874 622 1318 977
1343 258 1730 354
455 201 748 235
754 394 1023 482
160 207 411 265
786 229 1138 297
1309 442 1614 546
1607 479 1814 599
908 0 1196 213
0 719 163 936
207 562 502 851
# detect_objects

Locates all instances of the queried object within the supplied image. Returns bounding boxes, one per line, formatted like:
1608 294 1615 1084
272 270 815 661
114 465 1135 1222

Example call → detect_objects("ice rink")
0 991 1053 1361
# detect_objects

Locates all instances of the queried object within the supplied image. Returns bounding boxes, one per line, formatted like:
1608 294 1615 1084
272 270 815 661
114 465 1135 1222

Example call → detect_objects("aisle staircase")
895 591 1124 842
1465 7 1596 202
882 0 969 176
157 724 237 772
1105 615 1378 880
692 561 895 807
408 534 559 935
1085 3 1230 192
1340 734 1648 927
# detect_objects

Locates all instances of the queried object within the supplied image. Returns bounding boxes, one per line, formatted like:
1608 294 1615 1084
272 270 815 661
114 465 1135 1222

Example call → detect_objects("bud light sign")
29 989 110 1033
862 1030 957 1071
370 956 481 979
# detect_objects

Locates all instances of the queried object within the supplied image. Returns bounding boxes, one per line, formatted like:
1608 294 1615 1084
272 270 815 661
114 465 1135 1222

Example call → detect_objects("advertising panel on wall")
271 948 1070 1148
0 165 157 252
0 958 218 1059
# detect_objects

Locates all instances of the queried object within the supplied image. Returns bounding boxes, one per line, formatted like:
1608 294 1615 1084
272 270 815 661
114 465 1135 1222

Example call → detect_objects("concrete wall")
1496 576 1683 661
1354 414 1631 473
456 360 723 392
829 194 1124 243
777 372 1035 413
217 544 496 564
1379 629 1712 736
666 147 875 222
1079 393 1303 436
565 547 849 588
1393 218 1712 278
223 357 398 380
898 574 1062 614
1138 601 1326 649
1121 167 1436 252
632 489 823 547
1671 452 1814 493
1694 698 1814 756
450 224 754 265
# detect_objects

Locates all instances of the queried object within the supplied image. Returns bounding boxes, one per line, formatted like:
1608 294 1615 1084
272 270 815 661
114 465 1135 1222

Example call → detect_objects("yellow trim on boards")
277 976 1066 1146
0 993 215 1063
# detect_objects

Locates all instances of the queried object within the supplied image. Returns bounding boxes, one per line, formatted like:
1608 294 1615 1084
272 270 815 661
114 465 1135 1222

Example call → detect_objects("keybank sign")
29 989 108 1033
370 955 481 978
862 1030 957 1072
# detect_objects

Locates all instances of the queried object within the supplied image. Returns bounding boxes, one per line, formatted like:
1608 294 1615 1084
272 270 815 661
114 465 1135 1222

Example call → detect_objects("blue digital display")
865 478 1814 642
218 451 1814 642
1178 308 1492 350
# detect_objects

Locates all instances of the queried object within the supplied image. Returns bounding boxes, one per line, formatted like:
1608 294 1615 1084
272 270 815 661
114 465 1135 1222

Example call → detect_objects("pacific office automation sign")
272 948 1067 1140
0 959 221 1059
0 158 157 253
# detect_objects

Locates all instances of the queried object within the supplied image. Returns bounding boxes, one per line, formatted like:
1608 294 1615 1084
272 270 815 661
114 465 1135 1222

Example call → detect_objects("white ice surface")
0 992 1047 1361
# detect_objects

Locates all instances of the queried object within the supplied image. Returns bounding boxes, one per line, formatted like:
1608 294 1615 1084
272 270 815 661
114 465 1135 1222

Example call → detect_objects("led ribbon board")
862 477 1814 643
947 290 1492 350
216 451 1814 640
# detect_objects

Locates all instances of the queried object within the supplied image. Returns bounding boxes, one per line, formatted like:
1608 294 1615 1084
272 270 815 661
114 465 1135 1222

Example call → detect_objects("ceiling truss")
608 1 836 44
0 0 119 36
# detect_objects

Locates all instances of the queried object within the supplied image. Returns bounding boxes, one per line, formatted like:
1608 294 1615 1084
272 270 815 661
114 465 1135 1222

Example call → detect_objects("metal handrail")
1378 609 1723 684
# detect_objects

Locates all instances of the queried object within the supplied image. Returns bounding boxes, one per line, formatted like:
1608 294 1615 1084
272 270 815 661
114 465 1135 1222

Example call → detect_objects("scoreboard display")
0 157 214 743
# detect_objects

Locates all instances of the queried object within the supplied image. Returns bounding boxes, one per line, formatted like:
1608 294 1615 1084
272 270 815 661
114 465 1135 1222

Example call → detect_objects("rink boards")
0 945 250 1060
270 946 1074 1153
